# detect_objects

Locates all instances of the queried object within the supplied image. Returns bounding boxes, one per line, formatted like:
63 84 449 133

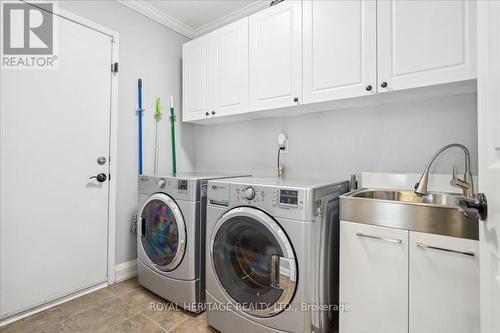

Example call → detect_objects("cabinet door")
182 37 209 121
377 0 476 92
340 221 408 333
249 0 302 111
303 0 376 103
209 18 249 118
409 232 479 333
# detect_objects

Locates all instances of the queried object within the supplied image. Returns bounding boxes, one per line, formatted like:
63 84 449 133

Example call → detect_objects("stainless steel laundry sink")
351 189 463 206
340 188 479 240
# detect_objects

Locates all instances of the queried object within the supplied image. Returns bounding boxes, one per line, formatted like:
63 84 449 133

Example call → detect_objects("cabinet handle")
356 232 402 244
211 111 216 115
365 85 372 91
416 242 475 257
293 97 299 103
380 81 388 88
205 112 209 116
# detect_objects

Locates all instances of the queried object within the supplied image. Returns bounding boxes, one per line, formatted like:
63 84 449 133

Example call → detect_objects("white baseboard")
115 259 138 283
0 282 107 327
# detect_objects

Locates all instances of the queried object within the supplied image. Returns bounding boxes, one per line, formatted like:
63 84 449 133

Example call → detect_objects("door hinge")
111 62 118 73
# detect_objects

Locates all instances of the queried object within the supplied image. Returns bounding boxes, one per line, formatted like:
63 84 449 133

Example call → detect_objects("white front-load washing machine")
137 174 246 313
205 177 350 332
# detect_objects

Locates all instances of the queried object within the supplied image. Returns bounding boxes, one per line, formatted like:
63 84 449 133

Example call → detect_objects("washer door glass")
140 194 184 270
212 211 295 315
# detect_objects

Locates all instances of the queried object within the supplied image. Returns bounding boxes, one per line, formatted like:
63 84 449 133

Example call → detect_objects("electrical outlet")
277 133 288 153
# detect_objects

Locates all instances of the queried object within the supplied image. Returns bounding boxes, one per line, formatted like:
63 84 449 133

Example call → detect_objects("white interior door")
0 11 112 319
477 2 500 332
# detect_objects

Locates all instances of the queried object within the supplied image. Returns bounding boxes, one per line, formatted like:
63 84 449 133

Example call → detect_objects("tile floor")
0 278 217 333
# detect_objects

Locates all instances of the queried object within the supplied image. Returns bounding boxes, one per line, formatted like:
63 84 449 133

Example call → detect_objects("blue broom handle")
138 79 143 175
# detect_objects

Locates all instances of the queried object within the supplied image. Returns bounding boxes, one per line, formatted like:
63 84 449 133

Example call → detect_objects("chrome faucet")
414 143 475 198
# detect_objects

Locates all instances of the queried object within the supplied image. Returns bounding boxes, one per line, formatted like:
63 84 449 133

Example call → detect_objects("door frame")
30 5 120 284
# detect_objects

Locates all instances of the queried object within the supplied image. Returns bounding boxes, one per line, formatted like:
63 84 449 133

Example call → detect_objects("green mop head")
154 98 161 122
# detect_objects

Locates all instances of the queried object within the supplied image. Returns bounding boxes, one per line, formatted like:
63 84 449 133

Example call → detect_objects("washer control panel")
224 184 307 220
244 187 256 200
208 178 349 221
279 189 298 207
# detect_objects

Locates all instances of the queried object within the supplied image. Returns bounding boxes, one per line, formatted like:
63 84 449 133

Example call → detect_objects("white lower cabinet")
409 232 479 333
340 221 480 333
340 221 409 333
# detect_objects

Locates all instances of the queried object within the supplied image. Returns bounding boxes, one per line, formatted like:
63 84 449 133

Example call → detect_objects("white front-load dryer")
137 174 247 313
205 177 350 332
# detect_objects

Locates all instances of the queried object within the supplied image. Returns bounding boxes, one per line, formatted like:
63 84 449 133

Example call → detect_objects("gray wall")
193 94 478 180
59 1 194 265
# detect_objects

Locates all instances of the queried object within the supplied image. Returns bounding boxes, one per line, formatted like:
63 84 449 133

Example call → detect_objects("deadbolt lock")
97 156 107 165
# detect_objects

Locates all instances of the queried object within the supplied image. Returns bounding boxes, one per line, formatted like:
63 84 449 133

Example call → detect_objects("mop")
137 79 143 175
169 96 177 176
153 98 162 175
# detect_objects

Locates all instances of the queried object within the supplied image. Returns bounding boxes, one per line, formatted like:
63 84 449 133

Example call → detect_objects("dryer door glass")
212 212 296 317
140 198 182 269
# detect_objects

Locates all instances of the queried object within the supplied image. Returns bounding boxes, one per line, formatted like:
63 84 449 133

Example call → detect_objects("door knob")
89 173 107 182
381 81 388 88
365 85 372 91
205 112 209 116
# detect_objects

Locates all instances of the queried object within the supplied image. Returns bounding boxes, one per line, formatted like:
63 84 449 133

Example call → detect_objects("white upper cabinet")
409 232 479 333
182 18 248 122
249 0 302 111
377 0 476 92
209 18 249 117
182 0 477 123
182 37 209 122
303 0 377 104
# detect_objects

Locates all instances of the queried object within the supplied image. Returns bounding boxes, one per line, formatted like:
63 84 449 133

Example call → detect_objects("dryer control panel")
138 175 197 201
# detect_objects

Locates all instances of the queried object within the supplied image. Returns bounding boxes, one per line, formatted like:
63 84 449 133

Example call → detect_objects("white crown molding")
194 0 269 37
117 0 196 38
117 0 269 39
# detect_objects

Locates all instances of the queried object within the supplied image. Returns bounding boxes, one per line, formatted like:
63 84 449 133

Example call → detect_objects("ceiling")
119 0 270 39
